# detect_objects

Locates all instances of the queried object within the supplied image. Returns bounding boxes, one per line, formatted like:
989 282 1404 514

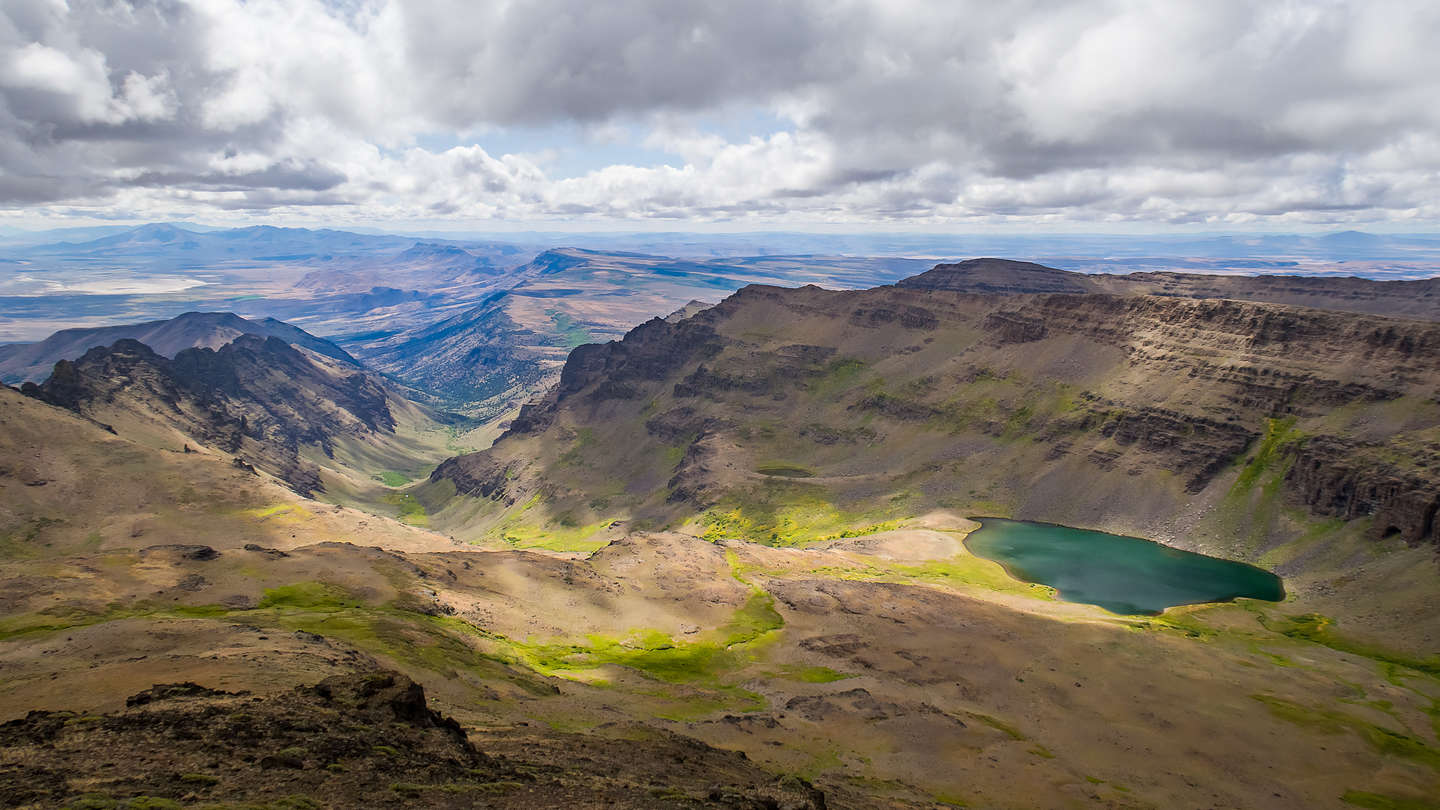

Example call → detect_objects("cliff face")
1286 437 1440 546
435 277 1440 560
900 257 1440 321
23 335 396 494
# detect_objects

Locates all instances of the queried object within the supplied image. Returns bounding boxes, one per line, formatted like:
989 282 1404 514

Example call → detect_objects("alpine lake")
964 518 1285 615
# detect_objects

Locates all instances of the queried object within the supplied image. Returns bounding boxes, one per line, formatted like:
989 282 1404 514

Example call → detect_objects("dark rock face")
849 304 940 330
140 544 221 561
1286 437 1440 546
0 671 483 809
22 335 396 495
560 317 725 399
981 311 1048 344
673 345 838 402
125 682 240 707
430 453 515 501
666 433 724 506
1095 407 1259 492
504 316 724 440
645 406 734 444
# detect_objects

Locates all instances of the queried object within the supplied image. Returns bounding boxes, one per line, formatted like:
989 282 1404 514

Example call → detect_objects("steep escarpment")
22 335 397 494
901 257 1440 321
432 281 1440 559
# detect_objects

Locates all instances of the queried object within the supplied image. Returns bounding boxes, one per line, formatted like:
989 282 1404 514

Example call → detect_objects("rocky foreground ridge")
0 671 827 809
436 274 1440 554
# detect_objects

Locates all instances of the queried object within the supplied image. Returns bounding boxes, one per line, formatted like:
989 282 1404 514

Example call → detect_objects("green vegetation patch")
257 582 361 611
483 492 614 553
1342 790 1440 810
547 310 595 349
0 516 64 560
179 773 219 786
755 463 816 478
373 471 414 487
698 482 903 547
63 799 183 810
805 357 867 398
1231 417 1302 494
0 600 235 642
777 665 853 683
1260 612 1440 677
1254 694 1440 771
382 492 428 526
511 588 782 686
499 519 613 553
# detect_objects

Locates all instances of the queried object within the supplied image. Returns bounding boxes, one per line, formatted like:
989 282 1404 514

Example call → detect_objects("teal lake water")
964 518 1285 615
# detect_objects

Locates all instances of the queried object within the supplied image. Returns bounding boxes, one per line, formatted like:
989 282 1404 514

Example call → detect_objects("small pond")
963 518 1285 615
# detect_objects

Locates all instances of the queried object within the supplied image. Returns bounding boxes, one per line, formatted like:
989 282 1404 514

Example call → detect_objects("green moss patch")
776 665 853 683
1230 417 1302 495
382 492 428 526
257 582 361 611
698 483 903 547
1254 694 1440 771
1342 790 1440 809
1260 613 1440 677
373 471 414 487
510 588 782 687
547 310 594 349
755 463 816 478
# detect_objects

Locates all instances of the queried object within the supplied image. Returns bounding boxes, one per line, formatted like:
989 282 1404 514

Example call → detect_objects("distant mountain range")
18 223 420 258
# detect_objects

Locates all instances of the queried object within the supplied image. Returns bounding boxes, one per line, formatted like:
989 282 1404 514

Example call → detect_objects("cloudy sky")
2 0 1439 231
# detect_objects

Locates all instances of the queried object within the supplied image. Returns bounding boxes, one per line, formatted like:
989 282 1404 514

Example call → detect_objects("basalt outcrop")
0 670 829 809
22 335 396 494
1286 436 1440 546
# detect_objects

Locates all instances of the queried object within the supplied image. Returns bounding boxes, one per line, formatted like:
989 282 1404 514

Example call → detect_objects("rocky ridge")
0 671 828 809
900 257 1440 321
22 335 396 494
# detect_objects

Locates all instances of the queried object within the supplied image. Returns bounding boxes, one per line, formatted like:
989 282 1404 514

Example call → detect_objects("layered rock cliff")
900 257 1440 321
434 276 1440 557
